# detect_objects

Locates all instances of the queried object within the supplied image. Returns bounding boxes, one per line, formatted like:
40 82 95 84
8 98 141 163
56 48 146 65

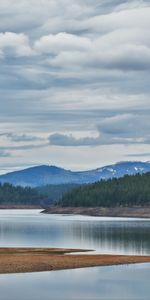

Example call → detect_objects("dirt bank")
0 248 150 274
42 206 150 218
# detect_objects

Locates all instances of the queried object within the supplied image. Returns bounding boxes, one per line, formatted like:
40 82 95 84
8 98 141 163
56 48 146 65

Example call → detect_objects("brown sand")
0 248 150 274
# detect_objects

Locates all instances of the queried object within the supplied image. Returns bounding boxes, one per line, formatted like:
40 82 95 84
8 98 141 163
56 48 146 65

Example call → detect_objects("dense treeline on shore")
0 183 45 205
36 184 78 204
0 182 78 206
59 172 150 207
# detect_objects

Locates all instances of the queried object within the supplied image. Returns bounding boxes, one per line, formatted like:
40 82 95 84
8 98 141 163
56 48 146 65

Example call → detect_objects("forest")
1 172 150 207
59 172 150 207
37 183 78 204
0 183 45 206
0 182 78 206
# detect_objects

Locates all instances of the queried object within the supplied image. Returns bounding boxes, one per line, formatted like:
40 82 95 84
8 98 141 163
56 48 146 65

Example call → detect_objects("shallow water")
0 264 150 300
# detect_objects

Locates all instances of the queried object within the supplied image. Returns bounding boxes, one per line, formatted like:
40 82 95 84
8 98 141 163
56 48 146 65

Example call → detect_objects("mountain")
0 161 150 187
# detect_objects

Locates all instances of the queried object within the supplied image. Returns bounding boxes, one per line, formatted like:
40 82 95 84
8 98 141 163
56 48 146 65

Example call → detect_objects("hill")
0 161 150 187
59 172 150 207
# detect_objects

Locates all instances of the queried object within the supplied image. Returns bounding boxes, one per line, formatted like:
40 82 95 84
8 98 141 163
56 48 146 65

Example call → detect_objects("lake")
0 209 150 254
0 209 150 300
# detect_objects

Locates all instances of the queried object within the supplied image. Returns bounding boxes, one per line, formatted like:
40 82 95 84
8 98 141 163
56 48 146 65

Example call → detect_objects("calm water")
0 209 150 300
0 264 150 300
0 209 150 255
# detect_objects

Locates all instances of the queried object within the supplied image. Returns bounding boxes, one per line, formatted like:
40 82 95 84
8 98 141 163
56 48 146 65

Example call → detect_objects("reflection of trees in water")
68 221 150 255
0 217 150 255
0 220 66 246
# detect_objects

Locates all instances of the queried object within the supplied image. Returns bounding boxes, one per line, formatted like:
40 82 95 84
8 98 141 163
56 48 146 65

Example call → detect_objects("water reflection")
0 210 150 255
70 221 150 254
0 264 150 300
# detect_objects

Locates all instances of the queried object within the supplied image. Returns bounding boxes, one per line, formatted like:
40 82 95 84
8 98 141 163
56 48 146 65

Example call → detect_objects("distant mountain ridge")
0 161 150 187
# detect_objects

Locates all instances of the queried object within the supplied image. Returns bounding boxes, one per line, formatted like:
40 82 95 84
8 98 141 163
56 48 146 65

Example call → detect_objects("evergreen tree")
59 172 150 207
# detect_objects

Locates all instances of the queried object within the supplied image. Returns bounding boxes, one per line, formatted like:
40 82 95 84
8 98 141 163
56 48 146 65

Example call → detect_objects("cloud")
98 113 150 138
49 133 100 147
34 32 91 55
0 142 49 153
43 25 150 72
0 0 150 171
84 6 150 34
49 113 150 146
115 0 149 11
0 150 11 157
127 152 150 157
0 32 32 58
0 0 113 35
0 132 43 142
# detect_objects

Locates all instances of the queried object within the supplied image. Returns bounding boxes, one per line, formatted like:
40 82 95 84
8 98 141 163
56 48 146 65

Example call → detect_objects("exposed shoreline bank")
0 248 150 274
42 206 150 218
1 206 150 219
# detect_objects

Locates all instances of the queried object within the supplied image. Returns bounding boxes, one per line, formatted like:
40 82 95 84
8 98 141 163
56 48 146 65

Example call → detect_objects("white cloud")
84 6 150 34
34 32 91 55
0 32 32 58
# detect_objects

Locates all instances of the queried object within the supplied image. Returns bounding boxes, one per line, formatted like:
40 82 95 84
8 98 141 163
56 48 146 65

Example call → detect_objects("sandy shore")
42 206 150 218
0 248 150 274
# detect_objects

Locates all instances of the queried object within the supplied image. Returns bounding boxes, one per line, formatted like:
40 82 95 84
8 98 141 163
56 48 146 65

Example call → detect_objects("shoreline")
1 206 150 219
0 248 150 274
42 206 150 218
0 205 42 209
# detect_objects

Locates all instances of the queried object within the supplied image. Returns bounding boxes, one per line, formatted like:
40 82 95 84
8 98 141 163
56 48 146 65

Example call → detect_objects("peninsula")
0 248 150 274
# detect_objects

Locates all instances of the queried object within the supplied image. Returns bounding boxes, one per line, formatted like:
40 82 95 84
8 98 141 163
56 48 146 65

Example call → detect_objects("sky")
0 0 150 174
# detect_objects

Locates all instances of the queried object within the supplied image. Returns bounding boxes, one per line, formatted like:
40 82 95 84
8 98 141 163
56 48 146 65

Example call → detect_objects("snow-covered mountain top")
0 161 150 187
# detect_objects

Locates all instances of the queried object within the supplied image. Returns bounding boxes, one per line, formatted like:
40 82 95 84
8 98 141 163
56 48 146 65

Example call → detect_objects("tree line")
0 182 78 206
0 183 45 205
59 172 150 207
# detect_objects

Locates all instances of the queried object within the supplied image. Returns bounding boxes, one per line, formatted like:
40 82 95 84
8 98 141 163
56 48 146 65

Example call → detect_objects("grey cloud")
0 2 150 99
97 113 150 138
1 3 150 73
0 0 119 35
48 132 150 147
0 132 43 142
0 0 150 170
0 150 11 157
127 153 150 157
0 162 40 170
49 113 150 146
49 133 100 147
115 0 150 11
0 0 97 38
0 143 49 151
98 112 150 143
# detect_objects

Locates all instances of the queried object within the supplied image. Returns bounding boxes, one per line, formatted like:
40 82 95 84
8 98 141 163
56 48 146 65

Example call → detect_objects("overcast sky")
0 0 150 173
